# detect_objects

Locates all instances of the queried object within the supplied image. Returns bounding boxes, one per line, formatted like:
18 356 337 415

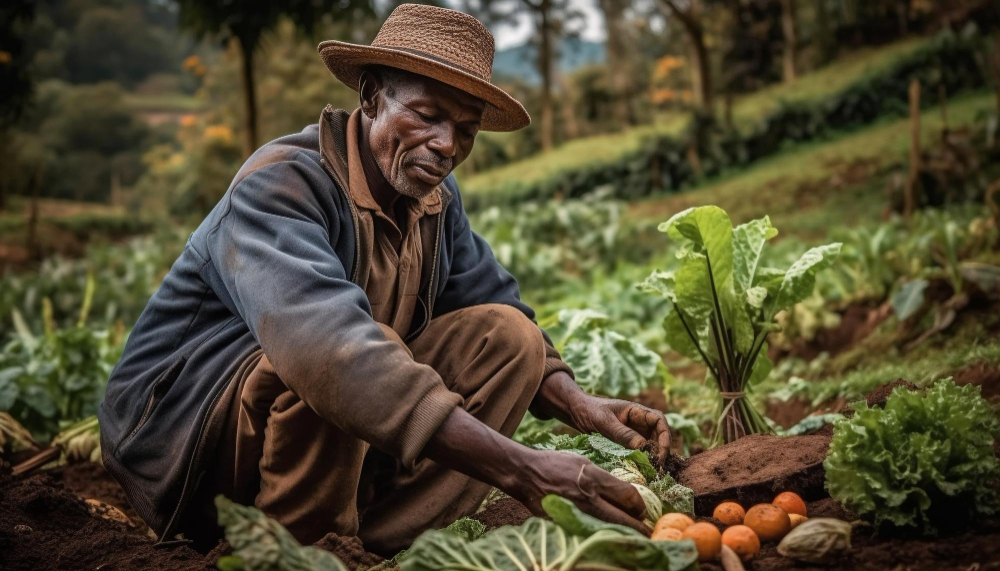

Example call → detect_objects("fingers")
587 496 653 535
588 464 647 520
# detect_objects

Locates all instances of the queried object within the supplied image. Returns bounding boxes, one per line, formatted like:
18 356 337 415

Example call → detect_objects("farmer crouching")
98 4 671 555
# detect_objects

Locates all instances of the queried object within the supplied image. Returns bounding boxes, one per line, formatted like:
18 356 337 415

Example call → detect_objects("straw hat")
318 3 529 132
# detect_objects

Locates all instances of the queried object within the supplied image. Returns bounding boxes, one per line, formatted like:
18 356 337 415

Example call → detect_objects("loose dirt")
0 472 211 570
864 378 919 408
470 496 533 530
676 433 831 515
314 532 385 568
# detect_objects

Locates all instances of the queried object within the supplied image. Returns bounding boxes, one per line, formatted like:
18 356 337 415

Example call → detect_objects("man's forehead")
392 72 485 117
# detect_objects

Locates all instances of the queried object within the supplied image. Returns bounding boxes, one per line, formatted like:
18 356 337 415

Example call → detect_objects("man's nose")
426 122 457 159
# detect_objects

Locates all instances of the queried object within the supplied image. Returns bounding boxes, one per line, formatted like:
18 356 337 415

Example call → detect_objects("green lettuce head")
824 379 1000 534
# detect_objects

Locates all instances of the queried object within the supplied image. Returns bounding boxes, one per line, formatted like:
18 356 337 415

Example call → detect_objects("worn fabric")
212 304 545 553
98 106 572 540
345 108 442 338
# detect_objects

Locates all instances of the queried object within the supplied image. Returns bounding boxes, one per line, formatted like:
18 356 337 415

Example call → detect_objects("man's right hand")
423 407 651 535
504 448 652 535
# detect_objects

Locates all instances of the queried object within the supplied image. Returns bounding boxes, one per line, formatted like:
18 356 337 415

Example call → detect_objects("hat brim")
318 40 529 132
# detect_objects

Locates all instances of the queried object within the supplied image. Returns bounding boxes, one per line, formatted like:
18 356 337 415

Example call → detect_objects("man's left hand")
533 372 671 464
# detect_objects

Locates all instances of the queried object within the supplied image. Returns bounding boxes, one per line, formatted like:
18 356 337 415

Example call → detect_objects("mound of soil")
676 433 831 515
701 498 1000 571
0 472 211 570
471 497 533 530
865 378 919 408
314 533 384 568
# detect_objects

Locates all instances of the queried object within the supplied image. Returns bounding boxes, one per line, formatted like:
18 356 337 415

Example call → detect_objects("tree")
464 0 582 152
658 0 712 110
175 0 373 158
0 0 36 211
780 0 797 82
598 0 638 127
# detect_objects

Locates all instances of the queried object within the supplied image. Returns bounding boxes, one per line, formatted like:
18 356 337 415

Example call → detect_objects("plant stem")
674 303 721 381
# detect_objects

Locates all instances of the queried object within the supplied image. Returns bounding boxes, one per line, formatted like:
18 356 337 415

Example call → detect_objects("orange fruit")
744 503 791 541
772 491 807 517
721 525 760 561
651 527 684 541
713 501 745 526
682 522 723 562
654 513 695 533
789 513 808 529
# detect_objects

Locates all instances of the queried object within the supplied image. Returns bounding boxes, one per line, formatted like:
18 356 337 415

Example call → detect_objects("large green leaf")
215 496 348 571
732 216 778 293
402 497 699 571
769 243 843 317
535 433 657 481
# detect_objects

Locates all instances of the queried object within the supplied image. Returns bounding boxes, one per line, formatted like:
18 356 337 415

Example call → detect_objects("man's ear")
359 70 380 119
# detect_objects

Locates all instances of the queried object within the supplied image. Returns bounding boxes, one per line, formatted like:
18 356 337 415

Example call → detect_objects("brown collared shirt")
345 109 443 339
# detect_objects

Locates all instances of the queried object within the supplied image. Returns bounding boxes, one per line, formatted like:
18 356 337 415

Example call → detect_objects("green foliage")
0 411 36 456
824 379 1000 534
646 474 695 517
401 495 699 571
641 206 840 443
215 495 348 571
552 309 666 398
534 433 657 481
464 29 988 211
443 517 487 542
0 308 123 441
51 415 101 463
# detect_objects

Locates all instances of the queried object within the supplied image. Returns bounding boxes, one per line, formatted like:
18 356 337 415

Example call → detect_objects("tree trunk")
538 0 554 152
781 0 797 83
557 72 580 139
689 32 712 109
905 79 921 220
237 36 259 159
896 0 909 37
599 0 635 127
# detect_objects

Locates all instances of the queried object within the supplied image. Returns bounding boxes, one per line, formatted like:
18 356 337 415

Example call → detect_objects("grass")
627 91 997 237
459 34 936 199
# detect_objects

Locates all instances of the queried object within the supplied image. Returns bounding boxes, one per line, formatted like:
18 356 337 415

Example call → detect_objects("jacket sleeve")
205 159 461 468
434 177 573 382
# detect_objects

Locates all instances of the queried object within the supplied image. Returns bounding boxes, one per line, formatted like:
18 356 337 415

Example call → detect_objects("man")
99 4 670 555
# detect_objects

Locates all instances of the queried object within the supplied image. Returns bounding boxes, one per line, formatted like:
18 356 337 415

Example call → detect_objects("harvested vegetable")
682 522 722 562
719 544 747 571
721 525 760 562
633 483 664 527
772 491 806 517
776 517 852 563
789 514 808 529
655 513 694 533
647 473 696 516
824 379 1000 534
713 501 745 525
651 527 684 541
744 504 791 541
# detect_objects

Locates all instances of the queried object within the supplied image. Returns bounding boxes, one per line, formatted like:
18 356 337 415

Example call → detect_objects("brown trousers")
209 304 545 554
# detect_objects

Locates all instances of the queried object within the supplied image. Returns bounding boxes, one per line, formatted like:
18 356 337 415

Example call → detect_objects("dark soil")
0 472 211 570
771 300 892 362
676 433 831 515
865 378 920 408
54 461 151 535
954 361 1000 401
470 497 533 530
314 533 384 568
701 499 1000 571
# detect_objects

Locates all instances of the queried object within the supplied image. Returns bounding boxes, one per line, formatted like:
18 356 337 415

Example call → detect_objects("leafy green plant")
641 206 841 443
0 281 124 440
549 309 667 398
215 495 348 571
824 379 1000 534
402 495 699 571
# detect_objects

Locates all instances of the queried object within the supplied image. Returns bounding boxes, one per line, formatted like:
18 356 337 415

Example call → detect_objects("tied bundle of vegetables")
641 206 840 443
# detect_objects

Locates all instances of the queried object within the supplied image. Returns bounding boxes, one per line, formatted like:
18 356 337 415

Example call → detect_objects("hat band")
378 45 485 80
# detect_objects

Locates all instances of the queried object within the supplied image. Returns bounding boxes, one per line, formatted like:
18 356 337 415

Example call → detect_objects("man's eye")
414 110 435 122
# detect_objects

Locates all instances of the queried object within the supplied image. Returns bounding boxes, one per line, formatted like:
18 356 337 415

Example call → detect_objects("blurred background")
1 0 1000 450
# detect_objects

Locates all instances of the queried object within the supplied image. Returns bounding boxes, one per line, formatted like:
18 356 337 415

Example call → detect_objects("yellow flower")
203 125 234 144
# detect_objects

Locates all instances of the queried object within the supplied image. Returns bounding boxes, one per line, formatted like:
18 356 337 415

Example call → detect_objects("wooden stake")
904 79 921 220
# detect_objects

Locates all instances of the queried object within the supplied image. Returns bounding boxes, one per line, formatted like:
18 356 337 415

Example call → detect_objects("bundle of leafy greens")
824 379 1000 534
549 309 667 398
534 433 695 515
215 495 348 571
640 206 841 443
402 495 699 571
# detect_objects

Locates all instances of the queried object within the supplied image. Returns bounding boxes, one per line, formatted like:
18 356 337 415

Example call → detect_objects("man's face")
362 70 485 199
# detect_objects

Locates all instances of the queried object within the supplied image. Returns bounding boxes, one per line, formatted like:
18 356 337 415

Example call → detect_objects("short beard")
381 157 447 200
